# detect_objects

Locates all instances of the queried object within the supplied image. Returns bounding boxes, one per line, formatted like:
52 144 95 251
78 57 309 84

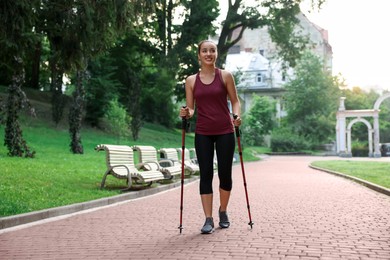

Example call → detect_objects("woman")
180 40 241 234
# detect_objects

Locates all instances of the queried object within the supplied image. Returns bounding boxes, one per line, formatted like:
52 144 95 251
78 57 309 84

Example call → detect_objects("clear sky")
218 0 390 92
300 0 390 92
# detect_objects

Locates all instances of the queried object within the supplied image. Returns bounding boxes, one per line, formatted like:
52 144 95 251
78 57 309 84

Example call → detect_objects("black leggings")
195 133 235 194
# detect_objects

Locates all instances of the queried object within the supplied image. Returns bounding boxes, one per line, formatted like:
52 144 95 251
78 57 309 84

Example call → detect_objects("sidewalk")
0 156 389 259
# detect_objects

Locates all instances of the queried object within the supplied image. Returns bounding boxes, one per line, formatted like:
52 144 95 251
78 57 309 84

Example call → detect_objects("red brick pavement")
0 156 389 260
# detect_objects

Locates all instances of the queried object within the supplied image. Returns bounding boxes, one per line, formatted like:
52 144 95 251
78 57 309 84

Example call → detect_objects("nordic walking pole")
178 106 187 233
233 114 254 229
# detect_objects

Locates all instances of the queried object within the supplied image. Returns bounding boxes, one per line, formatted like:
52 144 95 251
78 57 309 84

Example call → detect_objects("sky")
300 0 390 92
218 0 390 92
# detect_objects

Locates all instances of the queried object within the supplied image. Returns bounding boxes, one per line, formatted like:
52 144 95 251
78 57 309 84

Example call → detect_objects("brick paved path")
0 156 389 259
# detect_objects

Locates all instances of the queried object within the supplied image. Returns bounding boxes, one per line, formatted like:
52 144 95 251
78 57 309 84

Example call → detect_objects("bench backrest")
160 148 180 162
133 145 159 163
96 144 135 171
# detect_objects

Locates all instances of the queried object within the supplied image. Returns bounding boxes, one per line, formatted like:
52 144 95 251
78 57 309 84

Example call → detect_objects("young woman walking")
179 40 241 234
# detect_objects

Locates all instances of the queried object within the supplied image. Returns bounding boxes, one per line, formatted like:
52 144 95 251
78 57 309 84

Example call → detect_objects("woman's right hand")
179 106 190 119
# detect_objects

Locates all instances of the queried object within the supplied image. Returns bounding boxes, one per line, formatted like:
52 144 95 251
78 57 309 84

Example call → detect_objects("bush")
351 141 368 157
242 95 275 146
100 98 131 143
270 128 310 152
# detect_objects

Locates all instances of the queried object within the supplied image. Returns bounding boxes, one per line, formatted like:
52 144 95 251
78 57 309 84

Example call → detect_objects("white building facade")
224 12 333 118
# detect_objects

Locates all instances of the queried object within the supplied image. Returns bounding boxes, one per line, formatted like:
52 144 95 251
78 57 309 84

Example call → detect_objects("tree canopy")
1 0 328 156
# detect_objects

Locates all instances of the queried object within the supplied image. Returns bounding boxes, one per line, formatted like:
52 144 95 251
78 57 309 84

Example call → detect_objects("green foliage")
173 0 220 83
379 96 390 142
102 98 131 144
242 95 275 146
0 0 40 76
351 140 368 157
0 0 40 157
141 68 177 128
266 2 308 68
284 51 339 145
85 55 120 127
343 87 379 110
270 127 310 152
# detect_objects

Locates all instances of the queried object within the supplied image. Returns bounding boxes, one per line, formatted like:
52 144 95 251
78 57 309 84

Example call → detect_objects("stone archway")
336 93 390 158
373 92 390 110
346 118 373 157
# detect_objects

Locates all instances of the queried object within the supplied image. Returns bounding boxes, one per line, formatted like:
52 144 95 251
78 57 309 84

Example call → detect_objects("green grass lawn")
311 160 390 189
0 116 267 217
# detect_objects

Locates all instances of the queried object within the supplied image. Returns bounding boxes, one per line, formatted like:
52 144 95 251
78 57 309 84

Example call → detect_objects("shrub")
242 95 275 146
270 127 310 152
100 98 131 143
351 141 368 157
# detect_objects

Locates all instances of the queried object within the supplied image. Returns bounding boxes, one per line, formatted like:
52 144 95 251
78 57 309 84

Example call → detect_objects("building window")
228 45 240 54
256 73 262 82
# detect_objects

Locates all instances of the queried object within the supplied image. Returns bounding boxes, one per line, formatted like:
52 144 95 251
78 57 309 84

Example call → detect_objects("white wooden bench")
160 148 194 176
95 144 165 190
173 148 200 175
133 145 182 179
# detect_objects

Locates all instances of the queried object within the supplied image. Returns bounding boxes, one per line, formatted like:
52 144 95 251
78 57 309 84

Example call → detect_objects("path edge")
309 164 390 197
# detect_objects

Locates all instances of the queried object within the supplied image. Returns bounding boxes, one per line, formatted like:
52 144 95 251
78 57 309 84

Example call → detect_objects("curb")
309 165 390 197
0 176 199 230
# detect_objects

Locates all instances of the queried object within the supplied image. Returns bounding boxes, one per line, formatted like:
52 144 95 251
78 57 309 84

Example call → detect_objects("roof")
225 52 269 72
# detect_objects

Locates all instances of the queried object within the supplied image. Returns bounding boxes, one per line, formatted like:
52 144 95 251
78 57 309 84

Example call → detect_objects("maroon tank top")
194 68 234 135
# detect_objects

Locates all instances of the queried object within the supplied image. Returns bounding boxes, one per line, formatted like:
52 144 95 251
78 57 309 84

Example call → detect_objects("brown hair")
197 40 217 54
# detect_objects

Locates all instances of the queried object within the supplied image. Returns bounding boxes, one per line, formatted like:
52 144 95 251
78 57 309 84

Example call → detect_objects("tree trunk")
29 41 42 90
128 69 142 141
69 69 85 154
49 57 66 126
4 56 35 158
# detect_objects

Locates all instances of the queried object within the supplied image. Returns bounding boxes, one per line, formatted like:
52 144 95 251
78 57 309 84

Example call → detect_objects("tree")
0 0 39 157
102 98 131 144
52 0 134 154
283 51 339 145
216 0 326 68
84 55 120 128
243 95 275 146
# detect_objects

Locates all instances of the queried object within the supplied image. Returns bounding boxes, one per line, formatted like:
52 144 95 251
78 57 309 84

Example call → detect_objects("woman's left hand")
233 116 242 127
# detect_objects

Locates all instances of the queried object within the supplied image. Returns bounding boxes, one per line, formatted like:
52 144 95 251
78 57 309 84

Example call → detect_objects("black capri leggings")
195 133 235 194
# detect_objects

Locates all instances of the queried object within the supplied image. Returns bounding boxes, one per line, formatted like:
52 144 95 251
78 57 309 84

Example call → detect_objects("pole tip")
248 221 254 229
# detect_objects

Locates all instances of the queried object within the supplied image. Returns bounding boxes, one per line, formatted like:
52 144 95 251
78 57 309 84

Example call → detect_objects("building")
223 12 333 118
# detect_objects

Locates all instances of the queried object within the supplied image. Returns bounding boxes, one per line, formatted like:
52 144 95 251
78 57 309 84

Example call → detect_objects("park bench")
95 144 165 191
160 147 199 176
133 145 182 179
174 148 200 175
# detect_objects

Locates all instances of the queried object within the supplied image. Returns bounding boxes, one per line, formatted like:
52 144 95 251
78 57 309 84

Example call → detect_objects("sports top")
193 68 234 135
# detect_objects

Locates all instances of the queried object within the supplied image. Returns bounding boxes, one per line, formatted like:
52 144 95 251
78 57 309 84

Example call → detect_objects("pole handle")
233 114 240 138
182 106 188 130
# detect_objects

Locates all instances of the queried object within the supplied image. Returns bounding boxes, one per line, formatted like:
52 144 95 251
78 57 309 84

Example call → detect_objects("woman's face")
198 41 218 66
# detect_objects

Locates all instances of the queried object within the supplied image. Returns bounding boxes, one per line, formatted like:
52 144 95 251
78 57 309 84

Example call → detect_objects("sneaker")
219 208 230 228
201 217 214 234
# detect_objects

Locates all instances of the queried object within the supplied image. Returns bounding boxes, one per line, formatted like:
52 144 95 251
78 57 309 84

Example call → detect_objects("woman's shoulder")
185 73 197 88
219 68 233 77
219 69 234 84
186 73 198 82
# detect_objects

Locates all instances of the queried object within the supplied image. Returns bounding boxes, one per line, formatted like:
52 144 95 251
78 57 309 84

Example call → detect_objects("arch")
346 118 373 157
373 92 390 110
347 117 372 131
